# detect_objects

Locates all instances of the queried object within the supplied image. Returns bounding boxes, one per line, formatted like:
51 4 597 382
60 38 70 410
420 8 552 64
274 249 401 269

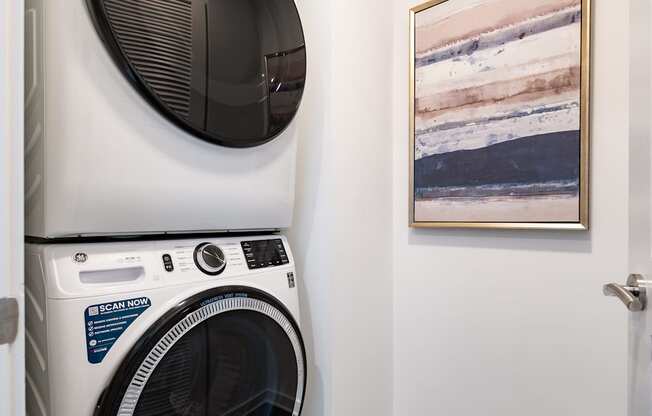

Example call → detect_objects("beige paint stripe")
416 66 580 115
416 51 579 100
415 0 580 55
415 89 579 130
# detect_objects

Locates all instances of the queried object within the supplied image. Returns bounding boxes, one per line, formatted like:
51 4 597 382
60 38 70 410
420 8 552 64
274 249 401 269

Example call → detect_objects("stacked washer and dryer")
24 1 307 415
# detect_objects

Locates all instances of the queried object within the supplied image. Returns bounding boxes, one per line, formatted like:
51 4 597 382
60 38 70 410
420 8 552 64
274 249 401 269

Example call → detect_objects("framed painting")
409 0 591 230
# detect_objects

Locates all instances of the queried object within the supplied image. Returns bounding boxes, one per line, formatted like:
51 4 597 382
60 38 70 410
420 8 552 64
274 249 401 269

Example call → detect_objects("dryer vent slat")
104 0 192 120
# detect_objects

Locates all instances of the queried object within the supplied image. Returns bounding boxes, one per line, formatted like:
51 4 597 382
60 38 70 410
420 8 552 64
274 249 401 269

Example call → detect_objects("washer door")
86 0 306 148
94 287 306 416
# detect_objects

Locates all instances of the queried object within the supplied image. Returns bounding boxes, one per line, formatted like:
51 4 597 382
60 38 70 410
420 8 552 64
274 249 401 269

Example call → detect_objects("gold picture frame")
409 0 591 230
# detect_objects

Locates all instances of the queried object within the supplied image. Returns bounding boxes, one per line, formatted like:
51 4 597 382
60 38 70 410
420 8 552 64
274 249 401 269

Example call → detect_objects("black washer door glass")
87 0 306 148
134 310 299 416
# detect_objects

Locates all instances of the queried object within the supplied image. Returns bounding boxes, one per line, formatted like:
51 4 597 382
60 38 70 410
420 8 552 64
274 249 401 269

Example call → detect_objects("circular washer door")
86 0 307 148
94 287 306 416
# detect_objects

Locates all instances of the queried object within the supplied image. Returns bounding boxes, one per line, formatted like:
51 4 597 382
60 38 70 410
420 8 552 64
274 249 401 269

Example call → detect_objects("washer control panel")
241 239 289 269
35 235 294 298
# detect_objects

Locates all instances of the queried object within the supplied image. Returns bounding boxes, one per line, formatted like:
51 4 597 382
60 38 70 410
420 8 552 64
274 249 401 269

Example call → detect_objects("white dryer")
25 236 306 416
25 0 306 238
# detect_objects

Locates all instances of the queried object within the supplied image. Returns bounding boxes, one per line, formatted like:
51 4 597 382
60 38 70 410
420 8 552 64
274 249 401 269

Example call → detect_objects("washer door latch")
0 298 19 346
287 272 296 288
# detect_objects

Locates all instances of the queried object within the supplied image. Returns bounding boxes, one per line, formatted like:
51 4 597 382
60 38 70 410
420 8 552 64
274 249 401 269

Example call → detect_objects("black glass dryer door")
86 0 307 148
95 288 306 416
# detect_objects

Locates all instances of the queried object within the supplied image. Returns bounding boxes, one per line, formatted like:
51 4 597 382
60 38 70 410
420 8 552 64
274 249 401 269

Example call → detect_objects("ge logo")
73 252 88 263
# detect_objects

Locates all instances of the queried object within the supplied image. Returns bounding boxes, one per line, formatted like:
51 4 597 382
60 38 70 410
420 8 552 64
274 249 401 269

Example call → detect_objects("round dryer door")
86 0 306 148
94 287 306 416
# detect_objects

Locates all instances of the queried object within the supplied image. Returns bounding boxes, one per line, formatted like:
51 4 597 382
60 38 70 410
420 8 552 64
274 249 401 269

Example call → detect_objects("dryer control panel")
241 239 289 270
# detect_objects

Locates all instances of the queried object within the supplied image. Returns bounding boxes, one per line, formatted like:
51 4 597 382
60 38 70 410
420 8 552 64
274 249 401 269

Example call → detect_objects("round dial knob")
194 243 227 276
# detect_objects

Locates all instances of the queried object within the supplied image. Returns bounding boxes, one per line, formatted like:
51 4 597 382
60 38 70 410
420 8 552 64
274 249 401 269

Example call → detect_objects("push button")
162 254 174 272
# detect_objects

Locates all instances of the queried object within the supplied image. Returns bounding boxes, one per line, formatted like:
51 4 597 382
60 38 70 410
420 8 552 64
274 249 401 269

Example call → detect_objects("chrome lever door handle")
603 274 647 312
603 284 644 311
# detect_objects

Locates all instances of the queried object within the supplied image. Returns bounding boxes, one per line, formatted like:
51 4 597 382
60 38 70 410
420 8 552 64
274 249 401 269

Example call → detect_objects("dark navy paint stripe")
416 181 578 199
413 130 580 189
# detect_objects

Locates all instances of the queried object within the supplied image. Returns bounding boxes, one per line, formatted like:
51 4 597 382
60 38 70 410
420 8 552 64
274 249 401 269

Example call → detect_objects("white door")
0 0 25 415
603 1 652 414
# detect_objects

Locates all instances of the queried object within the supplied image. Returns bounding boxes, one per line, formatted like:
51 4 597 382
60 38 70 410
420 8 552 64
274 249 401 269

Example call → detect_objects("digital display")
241 239 289 270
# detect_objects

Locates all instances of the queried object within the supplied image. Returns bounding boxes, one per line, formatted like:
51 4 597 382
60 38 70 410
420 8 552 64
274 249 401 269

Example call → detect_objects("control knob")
194 243 227 275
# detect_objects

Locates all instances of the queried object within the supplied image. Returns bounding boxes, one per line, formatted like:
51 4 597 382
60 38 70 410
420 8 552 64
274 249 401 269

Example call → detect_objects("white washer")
25 0 307 238
25 236 306 416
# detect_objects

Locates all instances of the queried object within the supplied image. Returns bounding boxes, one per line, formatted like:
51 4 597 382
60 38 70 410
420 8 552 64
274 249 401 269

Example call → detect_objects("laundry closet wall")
288 0 394 415
293 0 632 415
391 1 631 415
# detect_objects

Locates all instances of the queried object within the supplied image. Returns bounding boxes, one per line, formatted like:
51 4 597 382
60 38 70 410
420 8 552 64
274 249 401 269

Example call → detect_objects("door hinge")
0 298 19 346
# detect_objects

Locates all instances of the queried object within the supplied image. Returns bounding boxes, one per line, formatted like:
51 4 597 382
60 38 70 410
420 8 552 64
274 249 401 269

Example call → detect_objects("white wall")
391 1 630 415
0 0 25 415
288 0 394 415
287 1 334 414
628 0 652 414
292 1 637 415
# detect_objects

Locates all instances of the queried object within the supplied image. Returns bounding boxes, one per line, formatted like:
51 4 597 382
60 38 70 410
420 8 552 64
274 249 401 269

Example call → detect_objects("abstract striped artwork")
411 0 589 227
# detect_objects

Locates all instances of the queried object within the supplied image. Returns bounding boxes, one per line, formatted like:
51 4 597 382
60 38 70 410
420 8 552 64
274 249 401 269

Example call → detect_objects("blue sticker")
84 297 151 364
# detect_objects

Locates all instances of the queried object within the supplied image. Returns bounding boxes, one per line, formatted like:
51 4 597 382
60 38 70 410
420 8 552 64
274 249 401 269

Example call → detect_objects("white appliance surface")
25 0 301 238
25 235 302 416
